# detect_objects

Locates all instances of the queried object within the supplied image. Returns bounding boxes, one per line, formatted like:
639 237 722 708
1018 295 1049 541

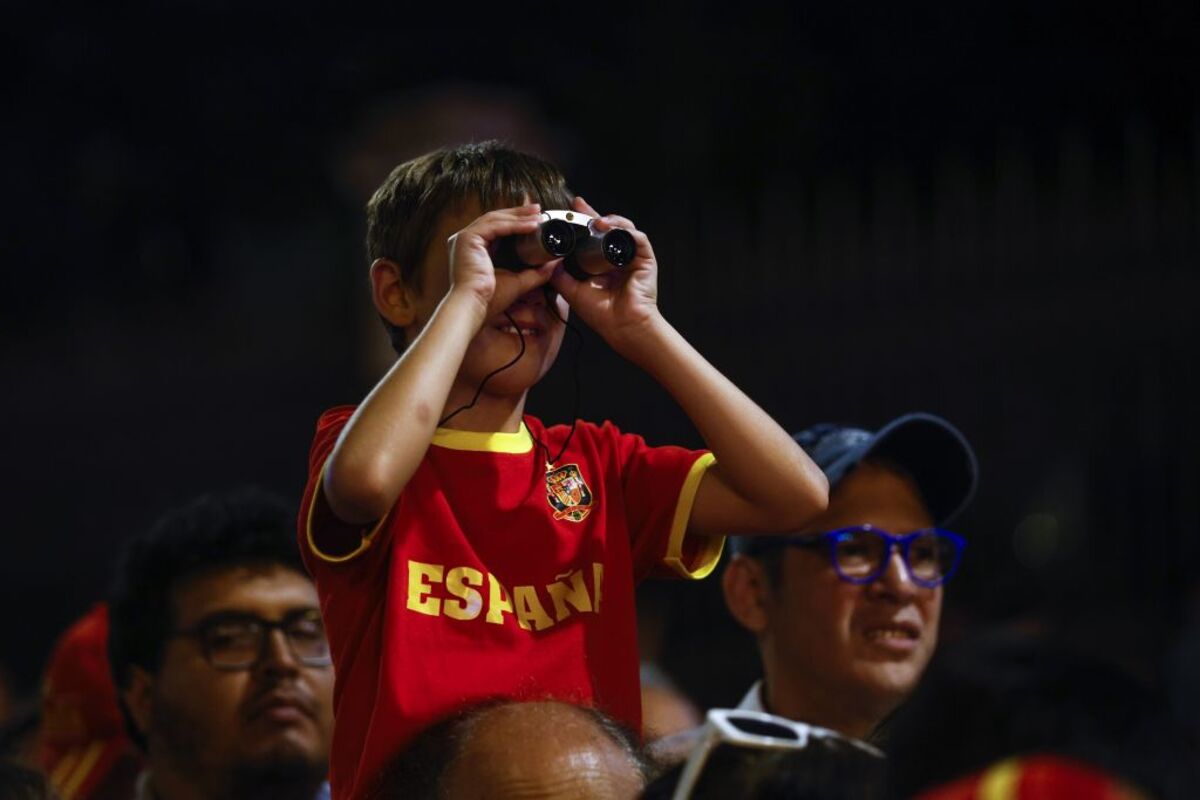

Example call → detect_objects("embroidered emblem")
545 463 594 522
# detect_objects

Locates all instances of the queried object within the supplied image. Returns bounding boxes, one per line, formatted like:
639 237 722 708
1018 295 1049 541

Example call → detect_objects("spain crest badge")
545 463 594 522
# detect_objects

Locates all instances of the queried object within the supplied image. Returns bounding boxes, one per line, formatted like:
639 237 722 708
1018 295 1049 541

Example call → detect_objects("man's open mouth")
862 621 920 642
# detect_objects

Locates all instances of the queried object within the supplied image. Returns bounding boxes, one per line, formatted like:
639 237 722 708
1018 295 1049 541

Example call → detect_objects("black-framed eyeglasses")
751 524 966 588
171 608 332 670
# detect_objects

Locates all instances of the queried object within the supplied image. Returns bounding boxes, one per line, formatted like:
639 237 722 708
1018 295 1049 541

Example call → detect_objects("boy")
299 141 828 798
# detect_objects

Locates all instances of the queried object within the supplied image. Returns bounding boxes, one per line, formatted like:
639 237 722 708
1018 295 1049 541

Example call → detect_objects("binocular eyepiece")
491 210 636 281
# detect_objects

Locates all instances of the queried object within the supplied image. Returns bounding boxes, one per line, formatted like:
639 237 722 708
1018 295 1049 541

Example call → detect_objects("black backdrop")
4 0 1199 710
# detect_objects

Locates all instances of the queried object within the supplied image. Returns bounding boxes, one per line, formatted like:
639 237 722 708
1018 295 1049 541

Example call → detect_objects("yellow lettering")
546 570 593 621
406 561 443 617
592 562 603 613
444 567 484 621
486 573 515 625
513 585 553 631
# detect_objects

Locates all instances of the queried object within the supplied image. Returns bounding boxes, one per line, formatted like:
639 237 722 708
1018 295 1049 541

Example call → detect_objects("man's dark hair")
365 699 651 799
365 140 574 354
107 488 303 744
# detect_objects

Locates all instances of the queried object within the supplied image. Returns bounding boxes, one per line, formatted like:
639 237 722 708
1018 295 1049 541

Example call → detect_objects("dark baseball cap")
797 412 978 525
735 413 978 555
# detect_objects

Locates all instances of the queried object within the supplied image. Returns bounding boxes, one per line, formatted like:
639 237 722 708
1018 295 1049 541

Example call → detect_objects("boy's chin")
461 355 552 397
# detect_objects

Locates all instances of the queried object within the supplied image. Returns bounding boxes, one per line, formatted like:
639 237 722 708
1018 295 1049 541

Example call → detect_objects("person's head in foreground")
722 413 978 740
368 699 649 799
107 488 335 800
886 629 1200 799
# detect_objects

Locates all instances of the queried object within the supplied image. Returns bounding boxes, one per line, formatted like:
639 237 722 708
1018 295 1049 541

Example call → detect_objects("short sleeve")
298 406 390 572
609 425 725 581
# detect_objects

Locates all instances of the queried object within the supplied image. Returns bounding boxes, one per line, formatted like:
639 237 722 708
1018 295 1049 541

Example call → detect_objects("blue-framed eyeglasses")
752 525 966 588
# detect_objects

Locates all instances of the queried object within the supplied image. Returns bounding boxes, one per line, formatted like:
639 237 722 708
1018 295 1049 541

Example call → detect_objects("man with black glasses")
720 414 978 742
108 489 334 800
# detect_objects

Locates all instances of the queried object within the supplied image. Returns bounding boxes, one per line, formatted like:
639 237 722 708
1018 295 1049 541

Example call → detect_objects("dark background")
4 0 1199 715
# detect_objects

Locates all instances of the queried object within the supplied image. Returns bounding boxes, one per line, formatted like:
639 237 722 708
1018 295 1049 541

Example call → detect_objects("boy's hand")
551 196 660 354
446 203 559 321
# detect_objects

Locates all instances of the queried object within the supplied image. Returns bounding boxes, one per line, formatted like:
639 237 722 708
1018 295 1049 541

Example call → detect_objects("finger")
593 270 623 291
467 203 544 231
572 195 601 218
491 265 554 312
595 214 637 232
505 261 559 296
549 263 583 305
467 203 542 228
461 212 543 243
488 202 542 217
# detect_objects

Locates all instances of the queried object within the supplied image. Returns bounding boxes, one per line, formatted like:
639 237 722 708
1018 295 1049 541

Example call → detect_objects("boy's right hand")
446 203 559 322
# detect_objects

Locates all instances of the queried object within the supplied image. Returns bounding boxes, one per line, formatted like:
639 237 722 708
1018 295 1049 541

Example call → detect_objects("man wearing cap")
721 413 978 741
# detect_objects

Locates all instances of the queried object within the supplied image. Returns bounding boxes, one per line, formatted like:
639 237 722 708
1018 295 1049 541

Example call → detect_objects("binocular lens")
541 220 575 258
494 213 637 279
601 229 636 267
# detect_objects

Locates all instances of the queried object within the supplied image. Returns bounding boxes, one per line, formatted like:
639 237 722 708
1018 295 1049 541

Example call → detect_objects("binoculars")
492 210 636 281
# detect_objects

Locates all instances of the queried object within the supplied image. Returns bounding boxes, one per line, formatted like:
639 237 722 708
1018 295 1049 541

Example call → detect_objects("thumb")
508 260 559 296
549 263 582 305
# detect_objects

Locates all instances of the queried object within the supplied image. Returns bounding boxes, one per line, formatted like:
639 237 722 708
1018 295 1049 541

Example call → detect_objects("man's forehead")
170 564 317 623
802 462 933 532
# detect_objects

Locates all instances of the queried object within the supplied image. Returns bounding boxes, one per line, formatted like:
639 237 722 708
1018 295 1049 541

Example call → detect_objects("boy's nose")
515 287 547 307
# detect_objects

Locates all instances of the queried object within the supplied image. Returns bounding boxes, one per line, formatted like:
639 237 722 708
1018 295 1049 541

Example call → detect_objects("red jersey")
298 407 723 799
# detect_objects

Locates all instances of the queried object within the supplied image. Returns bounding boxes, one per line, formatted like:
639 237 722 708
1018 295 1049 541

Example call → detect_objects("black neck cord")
527 318 583 468
438 310 527 428
437 304 584 470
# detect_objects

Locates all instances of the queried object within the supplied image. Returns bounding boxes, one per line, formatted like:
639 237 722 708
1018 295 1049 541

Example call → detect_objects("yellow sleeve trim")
305 457 388 564
431 422 533 453
50 741 104 799
979 757 1022 800
661 453 724 579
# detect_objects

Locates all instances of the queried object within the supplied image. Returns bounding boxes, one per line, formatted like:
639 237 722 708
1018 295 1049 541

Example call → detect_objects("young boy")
298 141 828 798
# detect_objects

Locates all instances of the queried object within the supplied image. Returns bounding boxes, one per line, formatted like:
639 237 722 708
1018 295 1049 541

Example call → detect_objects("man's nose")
258 629 301 674
871 549 918 600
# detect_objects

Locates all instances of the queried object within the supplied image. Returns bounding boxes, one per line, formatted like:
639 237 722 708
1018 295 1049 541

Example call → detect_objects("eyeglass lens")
832 529 956 581
199 612 331 668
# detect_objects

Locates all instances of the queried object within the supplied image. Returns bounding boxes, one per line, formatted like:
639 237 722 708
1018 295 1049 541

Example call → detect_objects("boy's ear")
121 664 155 739
370 258 417 328
721 554 772 635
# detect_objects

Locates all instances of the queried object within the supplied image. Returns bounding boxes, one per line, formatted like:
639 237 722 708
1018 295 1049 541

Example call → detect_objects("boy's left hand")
550 196 661 354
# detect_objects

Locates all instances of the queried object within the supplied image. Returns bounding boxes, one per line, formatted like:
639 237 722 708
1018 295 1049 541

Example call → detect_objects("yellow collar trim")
432 422 534 454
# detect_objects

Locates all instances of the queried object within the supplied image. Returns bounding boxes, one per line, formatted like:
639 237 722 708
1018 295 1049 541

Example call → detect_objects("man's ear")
370 258 417 328
122 665 155 740
721 554 773 635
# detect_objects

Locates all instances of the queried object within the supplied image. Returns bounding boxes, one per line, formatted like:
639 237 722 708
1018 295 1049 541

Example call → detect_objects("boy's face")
404 198 570 400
